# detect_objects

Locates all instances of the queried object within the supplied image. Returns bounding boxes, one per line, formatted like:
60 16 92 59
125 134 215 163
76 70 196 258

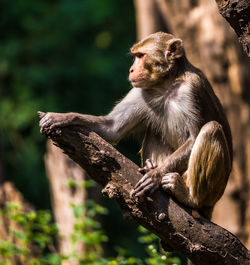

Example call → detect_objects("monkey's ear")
165 38 184 59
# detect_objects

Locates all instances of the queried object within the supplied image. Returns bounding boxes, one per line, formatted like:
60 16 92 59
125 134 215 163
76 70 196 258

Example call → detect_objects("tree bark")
45 140 86 264
42 127 250 265
134 0 250 250
215 0 250 56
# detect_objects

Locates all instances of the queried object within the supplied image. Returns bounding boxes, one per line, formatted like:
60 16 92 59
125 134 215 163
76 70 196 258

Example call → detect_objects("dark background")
0 0 146 257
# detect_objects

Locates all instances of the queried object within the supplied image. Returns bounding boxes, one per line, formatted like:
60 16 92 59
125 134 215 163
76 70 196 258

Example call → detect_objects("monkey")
39 32 232 220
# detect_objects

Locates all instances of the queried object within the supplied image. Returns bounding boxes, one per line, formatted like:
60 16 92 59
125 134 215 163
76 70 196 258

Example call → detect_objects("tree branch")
44 126 250 265
215 0 250 56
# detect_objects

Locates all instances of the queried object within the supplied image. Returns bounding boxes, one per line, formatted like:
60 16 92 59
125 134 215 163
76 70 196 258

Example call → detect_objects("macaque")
39 32 232 219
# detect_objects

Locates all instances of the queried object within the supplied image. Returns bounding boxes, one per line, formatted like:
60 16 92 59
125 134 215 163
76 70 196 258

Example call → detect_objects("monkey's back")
191 68 233 165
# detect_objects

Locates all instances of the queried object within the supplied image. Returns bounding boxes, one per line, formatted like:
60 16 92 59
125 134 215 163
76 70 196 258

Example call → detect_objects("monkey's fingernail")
38 111 46 118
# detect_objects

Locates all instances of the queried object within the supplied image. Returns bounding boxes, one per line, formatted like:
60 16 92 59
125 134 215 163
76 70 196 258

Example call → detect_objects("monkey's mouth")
130 78 147 83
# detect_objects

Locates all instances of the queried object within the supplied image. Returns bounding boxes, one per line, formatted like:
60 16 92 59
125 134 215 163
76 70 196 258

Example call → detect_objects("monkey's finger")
134 174 149 188
145 159 154 169
161 177 175 190
50 121 66 130
138 165 150 174
161 176 168 183
161 174 177 185
40 123 50 135
38 111 46 118
40 119 53 134
134 183 154 197
39 115 50 127
134 174 150 189
145 159 157 169
161 179 172 186
139 160 157 175
133 178 152 194
138 167 147 174
40 118 52 129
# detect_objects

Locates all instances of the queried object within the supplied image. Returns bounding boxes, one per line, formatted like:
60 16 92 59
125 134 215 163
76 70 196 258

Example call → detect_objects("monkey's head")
129 32 185 88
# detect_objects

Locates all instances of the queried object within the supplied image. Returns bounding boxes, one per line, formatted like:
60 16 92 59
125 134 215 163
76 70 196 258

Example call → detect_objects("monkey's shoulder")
184 66 214 94
164 77 197 103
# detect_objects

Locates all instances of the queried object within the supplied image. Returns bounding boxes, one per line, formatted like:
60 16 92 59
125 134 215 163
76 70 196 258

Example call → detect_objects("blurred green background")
0 0 146 257
0 0 136 206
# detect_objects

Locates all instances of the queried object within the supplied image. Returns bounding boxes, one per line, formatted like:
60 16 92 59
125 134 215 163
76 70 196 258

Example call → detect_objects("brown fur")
39 32 232 219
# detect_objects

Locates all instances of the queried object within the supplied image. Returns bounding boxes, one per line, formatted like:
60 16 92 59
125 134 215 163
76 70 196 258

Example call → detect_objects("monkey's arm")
39 111 113 139
133 137 194 197
39 87 145 144
162 137 194 174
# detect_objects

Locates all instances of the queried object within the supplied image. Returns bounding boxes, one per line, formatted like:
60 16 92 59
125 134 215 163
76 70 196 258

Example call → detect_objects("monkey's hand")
138 159 157 174
133 160 162 197
38 111 74 135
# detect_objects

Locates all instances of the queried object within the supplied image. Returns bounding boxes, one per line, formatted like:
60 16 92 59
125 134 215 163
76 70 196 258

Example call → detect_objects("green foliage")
138 226 181 265
0 202 58 264
0 0 135 208
0 200 181 265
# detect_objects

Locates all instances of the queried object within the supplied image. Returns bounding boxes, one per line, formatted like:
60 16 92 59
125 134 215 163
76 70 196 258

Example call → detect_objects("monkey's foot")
161 172 180 193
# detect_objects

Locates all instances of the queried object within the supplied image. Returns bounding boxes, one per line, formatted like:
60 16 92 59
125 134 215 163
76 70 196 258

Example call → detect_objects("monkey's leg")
162 121 231 219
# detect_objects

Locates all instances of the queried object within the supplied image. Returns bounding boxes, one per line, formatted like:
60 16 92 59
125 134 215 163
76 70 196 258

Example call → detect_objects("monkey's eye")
135 52 145 58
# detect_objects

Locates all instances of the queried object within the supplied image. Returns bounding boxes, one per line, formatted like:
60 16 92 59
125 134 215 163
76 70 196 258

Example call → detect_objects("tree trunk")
134 0 250 249
215 0 250 57
45 140 86 264
40 126 250 265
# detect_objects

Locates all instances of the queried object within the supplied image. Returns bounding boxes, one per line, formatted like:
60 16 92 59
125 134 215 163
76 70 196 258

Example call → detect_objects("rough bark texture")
45 140 86 264
134 0 250 250
43 127 250 265
215 0 250 56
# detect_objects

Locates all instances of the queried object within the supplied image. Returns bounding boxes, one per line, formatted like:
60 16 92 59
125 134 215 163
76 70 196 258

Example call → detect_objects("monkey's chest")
150 105 189 148
142 107 189 166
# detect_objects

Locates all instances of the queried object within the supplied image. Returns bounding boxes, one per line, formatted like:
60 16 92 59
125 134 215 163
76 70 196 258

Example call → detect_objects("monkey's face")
129 50 174 89
129 32 185 89
129 52 151 88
